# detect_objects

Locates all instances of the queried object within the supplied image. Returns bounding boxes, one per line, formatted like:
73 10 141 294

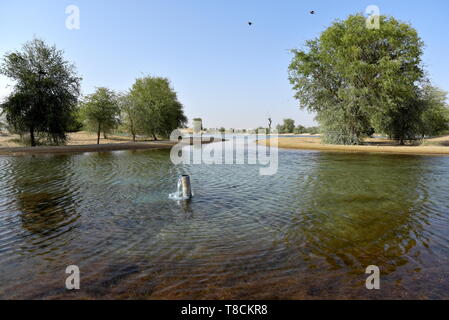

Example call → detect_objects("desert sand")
0 131 216 156
258 135 449 156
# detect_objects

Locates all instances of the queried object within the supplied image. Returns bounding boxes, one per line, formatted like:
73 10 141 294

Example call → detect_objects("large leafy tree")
289 14 425 145
0 38 81 146
129 76 187 140
79 87 120 144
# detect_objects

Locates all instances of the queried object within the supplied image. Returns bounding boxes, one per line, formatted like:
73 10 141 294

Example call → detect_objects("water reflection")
177 200 194 218
1 148 449 299
9 155 80 247
279 153 438 297
18 192 78 236
288 154 430 268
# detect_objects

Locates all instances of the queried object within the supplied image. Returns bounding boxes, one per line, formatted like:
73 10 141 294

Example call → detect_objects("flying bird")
248 21 253 26
310 10 315 15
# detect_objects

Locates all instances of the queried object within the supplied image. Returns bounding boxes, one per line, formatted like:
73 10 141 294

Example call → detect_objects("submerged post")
181 175 192 200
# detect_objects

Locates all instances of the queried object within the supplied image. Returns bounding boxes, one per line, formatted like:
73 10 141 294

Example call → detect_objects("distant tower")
193 118 203 135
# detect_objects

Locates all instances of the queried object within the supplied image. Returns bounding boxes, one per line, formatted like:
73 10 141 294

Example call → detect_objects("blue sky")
1 0 448 129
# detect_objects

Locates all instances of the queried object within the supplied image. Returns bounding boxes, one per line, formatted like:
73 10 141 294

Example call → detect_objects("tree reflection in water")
282 152 437 296
11 155 80 241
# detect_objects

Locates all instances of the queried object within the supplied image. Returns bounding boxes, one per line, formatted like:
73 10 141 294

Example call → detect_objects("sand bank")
258 136 449 156
0 131 220 156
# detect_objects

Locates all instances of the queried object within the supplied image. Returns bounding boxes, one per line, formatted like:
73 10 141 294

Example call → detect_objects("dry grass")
0 131 220 156
258 135 449 156
65 132 154 145
0 131 153 148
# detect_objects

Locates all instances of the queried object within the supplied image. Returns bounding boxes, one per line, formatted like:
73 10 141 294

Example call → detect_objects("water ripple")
1 144 449 299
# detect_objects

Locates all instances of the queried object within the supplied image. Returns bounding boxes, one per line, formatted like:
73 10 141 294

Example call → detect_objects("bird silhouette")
310 10 315 15
248 21 253 26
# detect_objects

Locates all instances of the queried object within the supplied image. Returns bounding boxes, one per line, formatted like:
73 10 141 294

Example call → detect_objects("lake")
1 138 449 299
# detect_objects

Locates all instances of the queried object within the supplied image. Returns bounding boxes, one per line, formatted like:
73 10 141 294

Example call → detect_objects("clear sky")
1 0 448 129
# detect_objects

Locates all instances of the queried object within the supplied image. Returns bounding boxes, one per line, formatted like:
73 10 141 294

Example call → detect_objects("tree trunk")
152 133 158 141
130 120 135 142
97 123 101 145
30 128 36 147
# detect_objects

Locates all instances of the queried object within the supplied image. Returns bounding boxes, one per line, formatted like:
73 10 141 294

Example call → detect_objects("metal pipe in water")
181 175 192 199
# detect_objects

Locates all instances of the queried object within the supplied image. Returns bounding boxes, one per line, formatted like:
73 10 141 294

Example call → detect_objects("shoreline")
258 137 449 156
0 137 220 156
0 142 174 156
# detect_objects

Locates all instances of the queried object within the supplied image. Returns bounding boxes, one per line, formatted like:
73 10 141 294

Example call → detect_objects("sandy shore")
0 131 165 147
258 136 449 156
0 131 219 156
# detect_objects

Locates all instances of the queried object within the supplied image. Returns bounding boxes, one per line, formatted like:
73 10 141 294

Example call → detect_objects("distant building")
193 118 203 134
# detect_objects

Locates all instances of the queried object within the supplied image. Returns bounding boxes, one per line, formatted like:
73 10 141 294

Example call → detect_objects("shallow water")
1 139 449 299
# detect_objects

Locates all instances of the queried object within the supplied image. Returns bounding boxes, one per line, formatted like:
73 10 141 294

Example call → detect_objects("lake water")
1 138 449 299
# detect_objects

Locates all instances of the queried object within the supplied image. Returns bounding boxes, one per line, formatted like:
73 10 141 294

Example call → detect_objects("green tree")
0 38 81 146
277 119 295 134
129 76 187 140
118 93 139 142
307 126 320 135
79 87 120 144
294 124 306 134
284 119 295 133
289 14 425 145
420 85 449 137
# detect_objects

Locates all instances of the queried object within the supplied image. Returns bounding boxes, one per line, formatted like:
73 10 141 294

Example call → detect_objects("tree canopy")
129 76 187 140
288 14 447 145
118 93 139 142
419 85 449 137
277 119 296 134
79 87 121 144
0 38 81 146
